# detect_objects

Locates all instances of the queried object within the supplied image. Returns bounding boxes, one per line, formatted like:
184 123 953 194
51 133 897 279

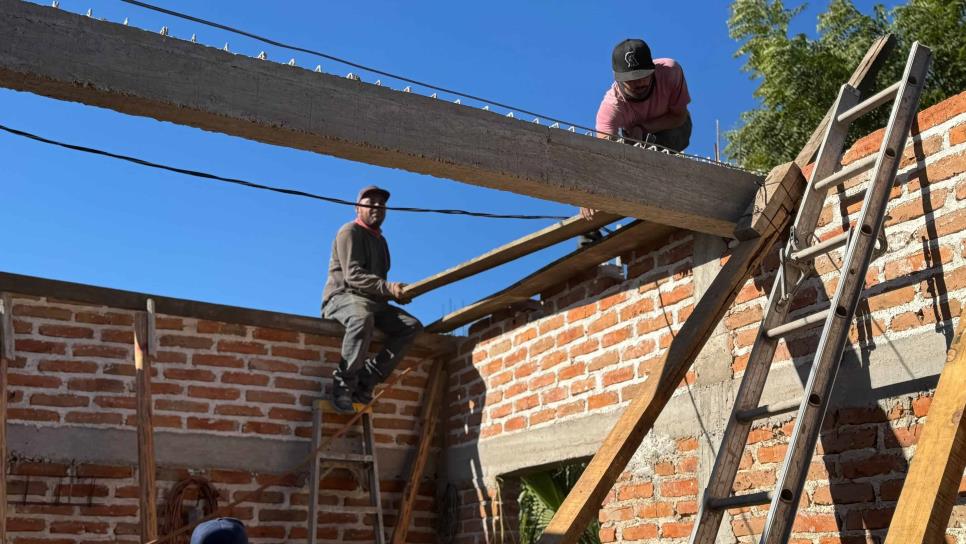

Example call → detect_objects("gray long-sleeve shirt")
322 221 393 306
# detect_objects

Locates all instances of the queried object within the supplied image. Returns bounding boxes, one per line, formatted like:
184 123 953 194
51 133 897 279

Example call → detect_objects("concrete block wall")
0 292 439 543
444 90 966 543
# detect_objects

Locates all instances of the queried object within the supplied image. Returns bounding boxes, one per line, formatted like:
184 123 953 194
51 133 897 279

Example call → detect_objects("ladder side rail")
688 265 796 543
761 42 932 544
689 85 861 544
363 411 387 544
307 406 323 544
791 85 863 252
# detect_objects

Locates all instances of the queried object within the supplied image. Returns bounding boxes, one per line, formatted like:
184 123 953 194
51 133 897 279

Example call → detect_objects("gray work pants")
322 292 423 389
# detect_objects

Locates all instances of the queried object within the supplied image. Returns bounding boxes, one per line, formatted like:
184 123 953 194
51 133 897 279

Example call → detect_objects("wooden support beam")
404 213 621 298
390 359 446 544
426 220 675 333
134 300 158 542
0 293 11 542
537 162 805 544
884 314 966 544
0 0 763 237
795 34 896 167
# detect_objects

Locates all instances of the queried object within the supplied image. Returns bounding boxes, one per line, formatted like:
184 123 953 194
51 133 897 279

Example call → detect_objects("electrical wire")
0 122 571 221
117 0 761 177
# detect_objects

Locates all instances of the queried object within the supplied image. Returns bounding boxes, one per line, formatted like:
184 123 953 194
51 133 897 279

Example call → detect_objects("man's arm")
336 227 395 299
641 107 689 134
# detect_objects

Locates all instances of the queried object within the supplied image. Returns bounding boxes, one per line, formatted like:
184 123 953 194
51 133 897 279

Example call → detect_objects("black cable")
0 123 570 221
117 0 760 177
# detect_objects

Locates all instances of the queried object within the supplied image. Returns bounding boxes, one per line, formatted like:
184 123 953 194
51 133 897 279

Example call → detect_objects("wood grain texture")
426 220 675 333
404 213 620 298
884 314 966 544
794 34 896 167
390 359 446 544
537 162 805 544
134 302 158 541
0 0 762 236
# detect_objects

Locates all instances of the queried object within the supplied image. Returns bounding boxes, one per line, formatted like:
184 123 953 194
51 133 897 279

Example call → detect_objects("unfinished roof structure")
1 1 966 543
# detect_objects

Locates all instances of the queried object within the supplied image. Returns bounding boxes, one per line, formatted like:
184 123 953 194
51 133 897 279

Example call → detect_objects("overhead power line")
0 122 570 221
117 0 759 176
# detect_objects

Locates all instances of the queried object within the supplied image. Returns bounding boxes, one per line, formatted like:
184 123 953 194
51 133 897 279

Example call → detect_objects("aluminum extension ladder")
689 41 932 544
308 400 386 544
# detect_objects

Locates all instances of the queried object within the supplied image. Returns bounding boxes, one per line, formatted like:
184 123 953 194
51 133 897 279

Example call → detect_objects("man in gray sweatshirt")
321 185 423 413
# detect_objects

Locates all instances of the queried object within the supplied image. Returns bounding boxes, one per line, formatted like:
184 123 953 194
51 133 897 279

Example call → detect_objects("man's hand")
389 282 412 304
580 207 598 221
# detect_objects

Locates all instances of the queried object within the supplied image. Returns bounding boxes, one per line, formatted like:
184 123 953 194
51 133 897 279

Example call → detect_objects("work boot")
352 360 384 405
330 370 356 414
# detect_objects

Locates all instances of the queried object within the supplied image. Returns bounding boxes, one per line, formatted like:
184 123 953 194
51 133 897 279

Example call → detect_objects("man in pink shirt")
580 38 692 230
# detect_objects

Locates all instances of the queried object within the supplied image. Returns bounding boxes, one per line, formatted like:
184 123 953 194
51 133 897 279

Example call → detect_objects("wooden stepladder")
689 42 932 544
307 400 386 544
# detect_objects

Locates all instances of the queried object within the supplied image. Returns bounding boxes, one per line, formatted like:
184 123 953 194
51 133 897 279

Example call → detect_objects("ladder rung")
837 81 901 125
813 154 878 192
706 491 773 510
789 231 849 263
318 451 374 463
735 399 801 423
322 504 380 515
766 308 830 338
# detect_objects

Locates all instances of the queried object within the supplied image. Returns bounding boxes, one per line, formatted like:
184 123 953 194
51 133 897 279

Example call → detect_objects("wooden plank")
0 293 11 542
403 213 621 299
884 314 966 544
537 162 805 544
0 271 459 355
426 220 676 333
390 359 446 544
0 0 763 237
795 34 896 167
134 300 158 542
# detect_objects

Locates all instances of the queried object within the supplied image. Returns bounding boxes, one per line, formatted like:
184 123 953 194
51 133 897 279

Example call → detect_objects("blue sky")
0 0 897 327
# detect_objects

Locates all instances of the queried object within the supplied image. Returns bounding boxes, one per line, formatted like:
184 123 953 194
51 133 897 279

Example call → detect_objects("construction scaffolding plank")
0 0 763 237
537 161 805 544
390 359 446 544
404 212 621 298
426 220 675 333
133 301 159 542
884 315 966 544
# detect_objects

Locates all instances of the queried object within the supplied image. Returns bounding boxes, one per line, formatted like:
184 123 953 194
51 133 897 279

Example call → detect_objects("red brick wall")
2 294 437 542
447 90 966 543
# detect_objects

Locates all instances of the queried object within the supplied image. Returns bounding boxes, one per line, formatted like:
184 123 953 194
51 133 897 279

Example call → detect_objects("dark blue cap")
190 518 248 544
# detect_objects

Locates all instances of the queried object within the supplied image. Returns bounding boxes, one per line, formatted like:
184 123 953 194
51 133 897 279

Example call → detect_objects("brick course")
447 91 966 543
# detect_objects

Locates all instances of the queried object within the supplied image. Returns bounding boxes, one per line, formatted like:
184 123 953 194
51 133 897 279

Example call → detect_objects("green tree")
727 0 966 171
516 463 600 544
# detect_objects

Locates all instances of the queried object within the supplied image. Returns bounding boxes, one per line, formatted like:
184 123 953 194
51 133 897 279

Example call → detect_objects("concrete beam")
0 0 763 237
447 329 947 485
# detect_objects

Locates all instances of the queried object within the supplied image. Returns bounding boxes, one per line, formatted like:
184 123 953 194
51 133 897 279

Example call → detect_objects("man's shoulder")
654 58 684 76
336 221 362 238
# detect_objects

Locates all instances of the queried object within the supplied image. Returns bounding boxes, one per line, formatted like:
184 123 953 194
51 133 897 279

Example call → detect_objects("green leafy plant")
727 0 966 171
518 463 600 544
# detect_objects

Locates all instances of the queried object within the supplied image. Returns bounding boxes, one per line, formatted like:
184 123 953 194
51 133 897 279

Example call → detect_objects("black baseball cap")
357 184 390 202
612 39 655 82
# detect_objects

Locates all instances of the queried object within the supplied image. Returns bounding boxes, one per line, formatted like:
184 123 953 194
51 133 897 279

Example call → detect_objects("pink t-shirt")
595 58 691 136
